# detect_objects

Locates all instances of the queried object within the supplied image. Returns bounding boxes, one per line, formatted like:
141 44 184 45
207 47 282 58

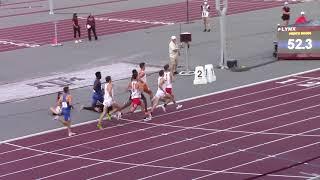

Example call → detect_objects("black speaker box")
227 60 238 69
180 32 192 43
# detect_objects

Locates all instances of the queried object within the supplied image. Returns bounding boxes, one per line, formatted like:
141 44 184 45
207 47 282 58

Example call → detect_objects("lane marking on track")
78 17 175 25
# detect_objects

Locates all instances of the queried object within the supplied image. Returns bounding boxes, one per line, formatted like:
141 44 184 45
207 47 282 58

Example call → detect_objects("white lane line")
193 143 320 180
67 112 320 179
294 76 320 80
78 17 175 25
1 140 308 180
3 103 320 179
0 39 41 47
0 73 312 156
139 128 320 180
3 88 320 178
2 85 319 167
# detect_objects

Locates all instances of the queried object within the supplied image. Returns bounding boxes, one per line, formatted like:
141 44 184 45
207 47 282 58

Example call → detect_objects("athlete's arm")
128 81 132 91
159 79 166 93
138 71 145 79
67 95 74 109
58 96 63 105
93 80 98 91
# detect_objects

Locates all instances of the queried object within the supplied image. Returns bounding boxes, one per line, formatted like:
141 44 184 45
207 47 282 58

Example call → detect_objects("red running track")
1 69 320 179
0 0 299 52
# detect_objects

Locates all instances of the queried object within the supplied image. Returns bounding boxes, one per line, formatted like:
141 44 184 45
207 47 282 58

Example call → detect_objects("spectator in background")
201 0 211 32
295 11 308 24
281 2 290 26
86 13 98 41
72 13 82 43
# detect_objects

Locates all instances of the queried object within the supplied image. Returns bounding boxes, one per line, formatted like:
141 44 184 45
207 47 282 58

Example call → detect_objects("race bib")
202 11 209 17
62 102 68 108
55 106 62 113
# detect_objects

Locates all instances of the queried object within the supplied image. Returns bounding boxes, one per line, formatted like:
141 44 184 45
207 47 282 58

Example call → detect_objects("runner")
97 76 121 129
161 64 182 112
81 71 104 113
201 0 211 32
117 69 148 113
138 62 153 101
128 72 151 121
54 86 76 137
150 70 182 114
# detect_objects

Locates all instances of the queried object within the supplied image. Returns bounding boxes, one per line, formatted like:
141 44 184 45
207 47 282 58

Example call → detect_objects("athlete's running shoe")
68 132 76 137
116 112 122 120
97 123 103 130
176 104 183 110
143 114 152 121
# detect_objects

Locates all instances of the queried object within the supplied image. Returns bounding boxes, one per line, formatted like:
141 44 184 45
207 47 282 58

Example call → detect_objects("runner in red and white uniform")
150 70 182 114
161 64 182 112
129 73 151 121
164 64 173 95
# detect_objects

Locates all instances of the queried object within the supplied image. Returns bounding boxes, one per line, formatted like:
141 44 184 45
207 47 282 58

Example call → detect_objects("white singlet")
201 4 210 18
164 71 172 88
155 77 166 98
103 83 113 107
131 80 141 99
55 106 62 114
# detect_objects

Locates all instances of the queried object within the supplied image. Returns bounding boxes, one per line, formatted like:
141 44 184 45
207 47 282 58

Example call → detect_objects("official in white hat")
295 11 308 24
169 35 180 75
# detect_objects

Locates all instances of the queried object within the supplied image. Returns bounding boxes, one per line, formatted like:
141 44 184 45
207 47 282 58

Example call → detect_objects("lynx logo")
27 77 85 89
277 27 296 32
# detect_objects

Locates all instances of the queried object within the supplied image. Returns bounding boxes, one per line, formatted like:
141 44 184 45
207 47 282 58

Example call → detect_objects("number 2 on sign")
197 70 203 78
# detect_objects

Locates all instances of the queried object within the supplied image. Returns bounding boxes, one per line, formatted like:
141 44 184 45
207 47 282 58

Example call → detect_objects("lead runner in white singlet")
151 70 182 114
